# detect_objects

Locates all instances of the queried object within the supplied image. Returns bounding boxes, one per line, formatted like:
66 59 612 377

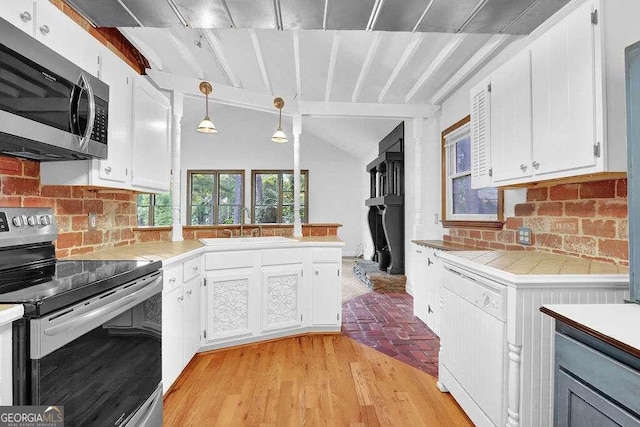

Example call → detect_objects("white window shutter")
470 80 492 189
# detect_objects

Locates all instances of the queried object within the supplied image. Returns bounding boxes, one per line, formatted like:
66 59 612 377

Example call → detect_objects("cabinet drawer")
183 256 201 282
262 249 303 266
163 263 183 291
556 333 640 417
311 248 341 263
205 251 255 270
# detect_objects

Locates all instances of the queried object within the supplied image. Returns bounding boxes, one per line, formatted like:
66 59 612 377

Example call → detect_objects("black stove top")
0 259 162 317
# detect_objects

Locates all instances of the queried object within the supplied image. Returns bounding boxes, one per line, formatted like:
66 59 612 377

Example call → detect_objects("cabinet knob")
104 166 112 173
315 271 319 276
39 25 50 35
169 277 176 283
20 11 32 22
520 163 527 172
532 161 540 170
427 258 433 266
416 249 423 253
193 265 199 272
186 290 192 296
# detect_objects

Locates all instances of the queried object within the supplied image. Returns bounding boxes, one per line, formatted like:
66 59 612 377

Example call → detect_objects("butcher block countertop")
411 240 478 251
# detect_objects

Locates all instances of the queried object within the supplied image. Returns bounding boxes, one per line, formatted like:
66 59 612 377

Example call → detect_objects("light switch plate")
88 212 97 230
517 227 531 245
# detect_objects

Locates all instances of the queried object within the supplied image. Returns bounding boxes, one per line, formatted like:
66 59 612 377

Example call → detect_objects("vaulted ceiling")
63 0 569 157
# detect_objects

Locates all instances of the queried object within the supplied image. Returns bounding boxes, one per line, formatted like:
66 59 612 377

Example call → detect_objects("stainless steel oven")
0 208 162 426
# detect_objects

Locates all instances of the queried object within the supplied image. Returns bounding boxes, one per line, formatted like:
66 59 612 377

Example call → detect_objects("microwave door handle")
77 73 95 150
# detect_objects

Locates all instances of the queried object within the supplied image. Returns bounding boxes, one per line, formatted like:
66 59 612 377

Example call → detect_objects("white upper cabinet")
130 77 172 193
490 49 533 184
530 0 599 177
1 1 37 35
471 0 640 187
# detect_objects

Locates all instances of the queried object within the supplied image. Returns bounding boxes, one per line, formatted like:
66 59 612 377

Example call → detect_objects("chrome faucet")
221 229 233 238
240 207 251 237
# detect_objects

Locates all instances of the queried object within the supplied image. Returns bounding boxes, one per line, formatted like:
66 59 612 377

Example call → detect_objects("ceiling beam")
165 0 189 27
404 33 468 104
456 0 489 32
366 0 386 31
249 29 273 95
431 34 510 105
322 0 329 30
352 32 381 103
299 101 439 119
219 0 236 28
167 30 204 78
377 33 424 103
412 0 435 32
146 70 438 119
272 0 284 30
293 31 302 100
325 32 340 103
199 29 243 88
120 28 164 71
115 0 143 26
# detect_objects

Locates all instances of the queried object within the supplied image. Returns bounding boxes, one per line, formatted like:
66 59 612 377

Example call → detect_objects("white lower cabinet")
161 255 202 394
261 266 303 332
0 323 13 405
412 244 444 337
201 245 342 351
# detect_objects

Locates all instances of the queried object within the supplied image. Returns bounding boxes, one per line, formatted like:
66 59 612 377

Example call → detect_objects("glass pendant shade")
272 97 287 143
197 81 216 134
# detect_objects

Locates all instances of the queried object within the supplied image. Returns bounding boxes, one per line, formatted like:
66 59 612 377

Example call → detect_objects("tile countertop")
437 250 629 286
64 236 344 264
0 304 24 326
541 304 640 358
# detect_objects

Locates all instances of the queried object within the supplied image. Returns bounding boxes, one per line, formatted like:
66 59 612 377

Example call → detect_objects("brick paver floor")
342 291 440 377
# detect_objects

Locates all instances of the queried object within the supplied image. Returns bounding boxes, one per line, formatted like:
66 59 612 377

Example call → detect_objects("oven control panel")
0 207 58 246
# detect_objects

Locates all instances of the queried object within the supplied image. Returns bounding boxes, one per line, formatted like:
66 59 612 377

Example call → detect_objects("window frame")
251 170 309 224
441 115 504 229
186 169 245 226
137 193 172 227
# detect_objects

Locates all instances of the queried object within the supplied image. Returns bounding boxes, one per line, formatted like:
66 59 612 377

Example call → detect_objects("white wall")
180 101 363 255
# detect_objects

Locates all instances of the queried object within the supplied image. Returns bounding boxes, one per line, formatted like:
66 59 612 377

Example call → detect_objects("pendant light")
197 81 217 134
271 97 287 143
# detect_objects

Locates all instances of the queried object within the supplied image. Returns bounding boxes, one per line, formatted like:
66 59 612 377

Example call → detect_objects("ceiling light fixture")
197 81 217 134
271 97 287 143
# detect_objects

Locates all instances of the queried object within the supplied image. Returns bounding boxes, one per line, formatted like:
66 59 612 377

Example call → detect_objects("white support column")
413 117 424 239
293 115 302 237
170 91 184 242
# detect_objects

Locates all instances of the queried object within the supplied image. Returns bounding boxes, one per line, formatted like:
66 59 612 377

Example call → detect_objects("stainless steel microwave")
0 17 108 161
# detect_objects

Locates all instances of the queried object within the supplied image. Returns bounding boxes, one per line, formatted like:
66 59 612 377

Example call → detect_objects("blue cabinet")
553 323 640 426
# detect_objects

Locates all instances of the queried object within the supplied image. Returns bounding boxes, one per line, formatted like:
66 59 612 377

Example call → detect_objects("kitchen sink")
199 236 297 246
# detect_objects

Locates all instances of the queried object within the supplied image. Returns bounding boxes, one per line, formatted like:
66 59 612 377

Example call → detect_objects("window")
252 170 308 223
137 193 172 226
187 170 244 225
441 116 503 228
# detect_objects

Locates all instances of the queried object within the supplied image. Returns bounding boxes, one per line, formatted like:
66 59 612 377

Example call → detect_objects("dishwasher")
437 265 508 427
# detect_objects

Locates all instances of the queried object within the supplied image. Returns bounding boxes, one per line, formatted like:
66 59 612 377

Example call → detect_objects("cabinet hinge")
203 278 207 287
301 314 303 322
203 330 207 339
488 167 493 177
338 269 340 277
337 313 340 321
487 83 492 93
301 269 304 277
594 142 601 158
591 9 598 25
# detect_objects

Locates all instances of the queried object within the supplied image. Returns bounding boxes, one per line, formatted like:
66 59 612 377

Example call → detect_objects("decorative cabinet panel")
261 266 303 332
205 269 254 341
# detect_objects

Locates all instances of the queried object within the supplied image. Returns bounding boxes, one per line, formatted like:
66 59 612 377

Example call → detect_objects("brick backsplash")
0 156 138 258
444 179 629 265
0 156 342 258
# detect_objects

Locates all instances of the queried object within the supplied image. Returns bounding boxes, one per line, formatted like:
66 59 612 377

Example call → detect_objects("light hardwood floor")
163 335 472 426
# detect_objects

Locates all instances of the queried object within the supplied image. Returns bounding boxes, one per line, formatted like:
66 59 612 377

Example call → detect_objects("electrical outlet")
88 212 97 230
434 213 439 224
517 227 532 245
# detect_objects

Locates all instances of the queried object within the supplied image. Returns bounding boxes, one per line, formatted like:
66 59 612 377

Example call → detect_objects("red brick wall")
444 179 629 265
0 156 138 257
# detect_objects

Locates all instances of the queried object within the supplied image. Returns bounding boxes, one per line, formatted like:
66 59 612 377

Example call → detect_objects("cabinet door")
162 286 183 394
490 49 533 183
131 77 171 192
425 250 443 336
0 1 35 35
0 324 12 405
31 0 67 54
311 263 341 326
412 247 429 323
97 49 133 184
205 269 254 341
531 0 598 175
470 78 492 189
182 277 201 365
261 265 303 332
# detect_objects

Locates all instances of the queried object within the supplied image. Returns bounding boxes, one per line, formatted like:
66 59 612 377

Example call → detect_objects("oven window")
33 293 161 426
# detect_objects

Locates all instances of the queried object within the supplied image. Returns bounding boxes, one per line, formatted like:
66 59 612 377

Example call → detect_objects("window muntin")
187 170 244 225
252 170 308 224
136 193 172 226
